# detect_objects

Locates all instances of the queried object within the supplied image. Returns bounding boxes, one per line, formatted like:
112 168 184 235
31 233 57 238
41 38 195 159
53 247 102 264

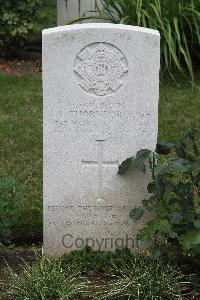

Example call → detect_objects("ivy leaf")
132 158 146 173
135 149 152 160
147 182 156 193
182 133 191 146
183 211 196 223
190 161 200 169
155 177 165 199
194 194 200 214
156 142 174 155
118 149 152 175
142 199 149 208
137 219 175 240
193 142 199 156
133 149 152 174
130 207 144 221
169 212 183 225
165 180 175 192
194 174 200 187
157 220 177 238
178 230 200 250
118 157 133 175
154 164 169 177
194 220 200 229
176 145 186 159
142 197 155 211
170 158 191 173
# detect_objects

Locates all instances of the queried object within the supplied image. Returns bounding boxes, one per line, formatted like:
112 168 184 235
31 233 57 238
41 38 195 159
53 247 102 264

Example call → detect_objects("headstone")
57 0 101 26
43 23 160 256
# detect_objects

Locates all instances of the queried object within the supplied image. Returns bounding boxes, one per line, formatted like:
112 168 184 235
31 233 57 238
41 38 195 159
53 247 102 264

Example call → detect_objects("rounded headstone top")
42 23 160 37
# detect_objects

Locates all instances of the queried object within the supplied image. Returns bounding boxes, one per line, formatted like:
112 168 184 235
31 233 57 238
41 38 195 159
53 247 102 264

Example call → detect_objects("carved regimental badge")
74 43 128 96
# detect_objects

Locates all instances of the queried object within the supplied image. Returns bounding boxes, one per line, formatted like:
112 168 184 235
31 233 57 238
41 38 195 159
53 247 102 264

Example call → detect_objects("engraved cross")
82 140 119 201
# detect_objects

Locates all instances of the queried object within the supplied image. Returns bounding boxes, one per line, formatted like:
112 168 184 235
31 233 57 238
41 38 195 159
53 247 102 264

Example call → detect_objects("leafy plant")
61 246 135 274
69 0 200 81
0 0 41 47
7 254 89 300
118 129 200 259
94 254 192 300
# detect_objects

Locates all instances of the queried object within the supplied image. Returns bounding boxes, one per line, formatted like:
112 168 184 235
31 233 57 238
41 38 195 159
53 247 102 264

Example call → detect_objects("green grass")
0 73 42 241
7 255 88 300
6 250 196 300
0 72 199 240
159 76 200 141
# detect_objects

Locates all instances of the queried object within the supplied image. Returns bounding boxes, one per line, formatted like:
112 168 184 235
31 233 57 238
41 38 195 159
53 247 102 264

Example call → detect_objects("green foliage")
0 0 41 46
94 254 192 300
119 129 200 259
6 248 198 300
71 0 200 80
7 255 88 300
118 149 151 175
31 0 56 42
61 246 134 274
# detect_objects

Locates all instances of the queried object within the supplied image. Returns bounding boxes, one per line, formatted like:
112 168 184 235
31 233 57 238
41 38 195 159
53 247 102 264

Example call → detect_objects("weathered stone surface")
57 0 101 26
43 23 160 256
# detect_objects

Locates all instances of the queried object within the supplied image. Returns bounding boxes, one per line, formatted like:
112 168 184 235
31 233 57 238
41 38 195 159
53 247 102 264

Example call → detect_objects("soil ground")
0 58 41 76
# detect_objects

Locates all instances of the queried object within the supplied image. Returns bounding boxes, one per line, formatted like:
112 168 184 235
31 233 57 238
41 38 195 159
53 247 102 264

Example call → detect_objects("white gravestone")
57 0 101 26
43 23 160 256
